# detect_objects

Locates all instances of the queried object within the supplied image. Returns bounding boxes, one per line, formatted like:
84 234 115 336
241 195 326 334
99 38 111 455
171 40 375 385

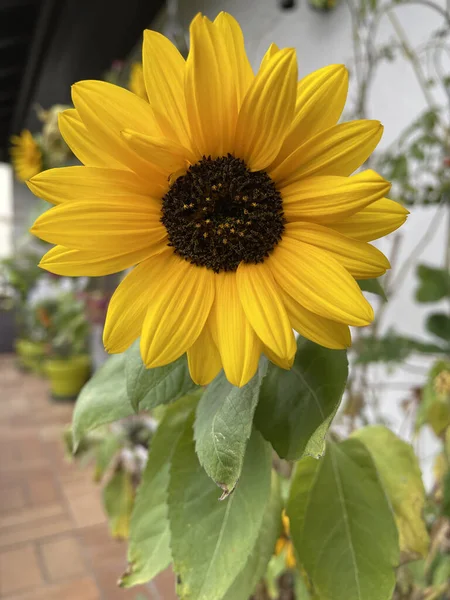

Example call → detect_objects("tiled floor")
0 355 177 600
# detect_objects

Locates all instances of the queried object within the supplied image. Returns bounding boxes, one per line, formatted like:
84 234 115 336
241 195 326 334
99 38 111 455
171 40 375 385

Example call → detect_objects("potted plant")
42 291 91 401
1 249 47 370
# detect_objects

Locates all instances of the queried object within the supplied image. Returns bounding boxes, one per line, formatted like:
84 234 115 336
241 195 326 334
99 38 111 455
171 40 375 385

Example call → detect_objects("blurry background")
0 0 449 598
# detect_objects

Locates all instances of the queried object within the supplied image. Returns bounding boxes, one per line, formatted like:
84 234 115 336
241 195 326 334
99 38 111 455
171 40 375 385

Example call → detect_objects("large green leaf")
222 472 282 600
121 395 198 588
194 362 267 495
357 278 387 301
287 439 399 600
352 425 429 559
169 425 272 600
255 339 348 460
415 264 450 303
103 470 134 539
72 354 134 450
125 340 199 411
426 313 450 342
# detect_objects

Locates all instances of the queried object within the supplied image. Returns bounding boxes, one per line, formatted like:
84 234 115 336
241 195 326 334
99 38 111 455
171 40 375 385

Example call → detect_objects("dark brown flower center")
161 154 285 272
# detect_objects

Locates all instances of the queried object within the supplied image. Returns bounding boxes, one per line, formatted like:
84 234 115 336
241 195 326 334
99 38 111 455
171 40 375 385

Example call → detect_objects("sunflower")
28 12 408 387
128 62 147 100
10 130 42 181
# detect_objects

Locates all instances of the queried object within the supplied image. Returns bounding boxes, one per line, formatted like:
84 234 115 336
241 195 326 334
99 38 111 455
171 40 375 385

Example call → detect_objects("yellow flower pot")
45 355 91 401
15 339 47 374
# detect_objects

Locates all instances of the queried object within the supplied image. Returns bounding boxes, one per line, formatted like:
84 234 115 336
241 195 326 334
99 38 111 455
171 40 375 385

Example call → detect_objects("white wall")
0 162 13 259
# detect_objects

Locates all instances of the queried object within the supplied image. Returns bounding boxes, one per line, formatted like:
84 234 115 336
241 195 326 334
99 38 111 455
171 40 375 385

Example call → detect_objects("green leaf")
287 439 399 600
416 360 450 435
121 395 198 588
416 264 450 303
255 338 348 460
72 354 134 450
94 434 122 482
426 313 450 342
222 472 282 600
354 331 445 365
103 470 134 539
194 362 267 495
357 278 387 301
125 340 199 412
443 470 450 518
169 425 272 600
352 425 429 559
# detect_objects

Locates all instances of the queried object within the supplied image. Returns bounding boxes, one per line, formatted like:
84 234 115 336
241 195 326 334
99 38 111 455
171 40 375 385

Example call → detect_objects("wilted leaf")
287 439 399 600
255 338 348 460
352 425 429 558
103 470 134 539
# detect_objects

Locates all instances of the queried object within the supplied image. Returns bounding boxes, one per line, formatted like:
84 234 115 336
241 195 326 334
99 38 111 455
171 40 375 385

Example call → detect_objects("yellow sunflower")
10 130 42 181
275 510 296 569
28 12 408 387
128 62 147 100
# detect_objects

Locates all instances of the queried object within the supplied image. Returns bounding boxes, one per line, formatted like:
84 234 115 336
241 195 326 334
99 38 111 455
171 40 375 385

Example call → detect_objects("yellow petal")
284 222 390 279
140 257 215 368
274 65 348 166
259 43 280 71
121 130 194 173
210 272 261 388
270 120 383 186
263 345 294 370
187 322 222 385
31 196 166 251
58 109 124 169
185 14 238 158
279 285 351 349
237 262 296 361
234 48 297 171
281 169 391 224
72 81 167 179
27 166 165 205
39 244 165 277
214 12 253 104
104 251 172 353
142 30 191 148
268 236 374 326
330 198 409 241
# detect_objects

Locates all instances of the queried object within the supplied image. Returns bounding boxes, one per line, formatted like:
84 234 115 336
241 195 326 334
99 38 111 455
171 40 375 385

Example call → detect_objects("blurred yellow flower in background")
10 130 42 182
29 12 408 387
128 62 147 100
275 510 296 569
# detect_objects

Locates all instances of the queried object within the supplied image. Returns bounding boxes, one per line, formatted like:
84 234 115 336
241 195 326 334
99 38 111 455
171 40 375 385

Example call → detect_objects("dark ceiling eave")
1 0 165 161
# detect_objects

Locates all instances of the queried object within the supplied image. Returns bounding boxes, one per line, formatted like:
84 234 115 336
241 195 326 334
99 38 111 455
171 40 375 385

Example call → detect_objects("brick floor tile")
64 489 107 528
79 524 126 572
26 471 60 506
0 544 43 595
0 503 65 530
152 567 178 600
0 515 73 548
40 535 86 582
6 577 100 600
0 486 27 513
